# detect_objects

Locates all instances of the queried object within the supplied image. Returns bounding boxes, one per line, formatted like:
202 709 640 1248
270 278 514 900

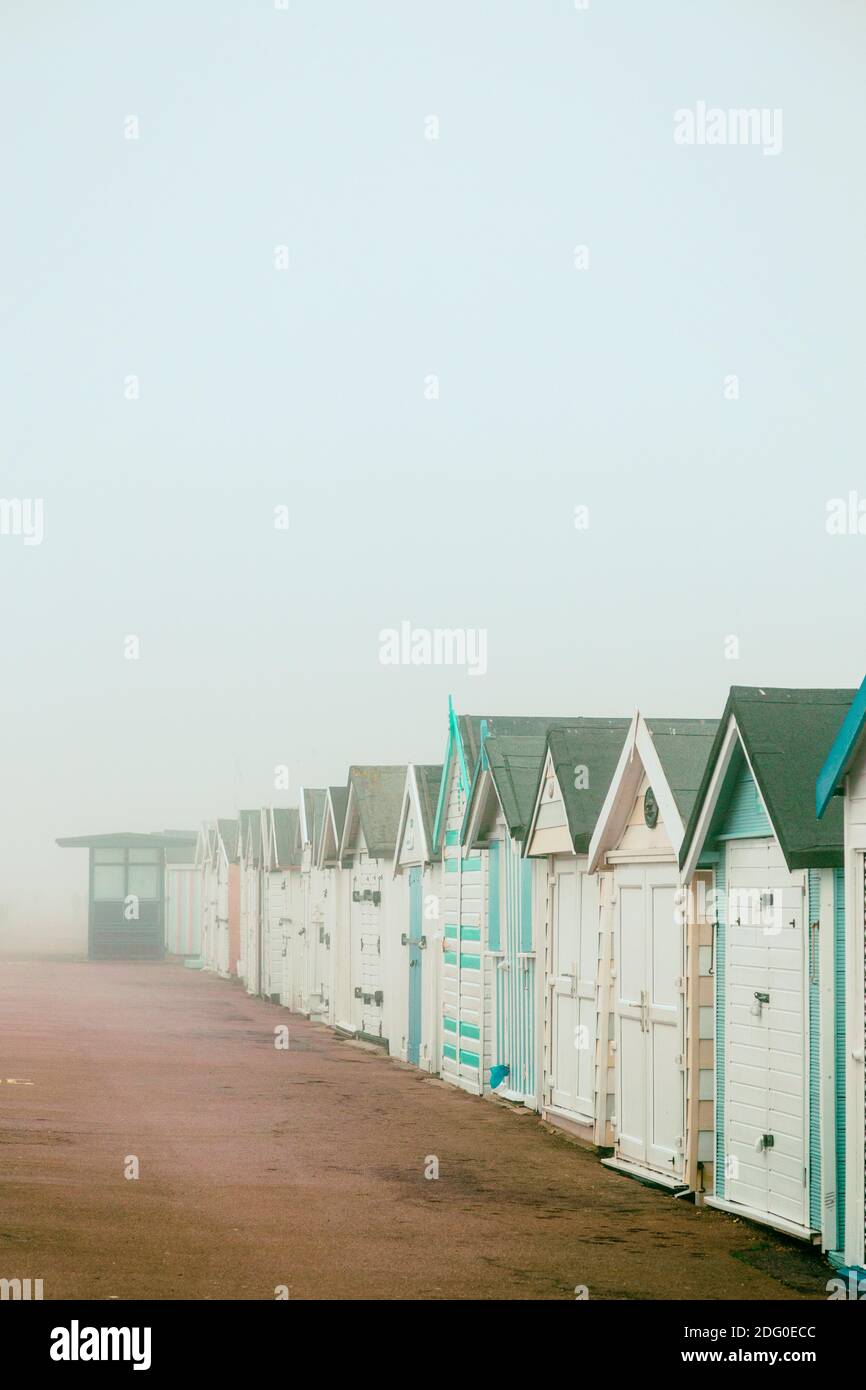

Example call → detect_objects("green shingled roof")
476 733 555 841
302 789 328 858
346 765 407 858
413 765 443 857
270 807 301 869
679 687 855 871
644 718 720 825
217 818 239 860
543 721 633 853
328 785 349 844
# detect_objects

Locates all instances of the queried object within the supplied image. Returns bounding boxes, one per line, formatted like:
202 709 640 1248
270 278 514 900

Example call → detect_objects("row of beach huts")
59 681 866 1276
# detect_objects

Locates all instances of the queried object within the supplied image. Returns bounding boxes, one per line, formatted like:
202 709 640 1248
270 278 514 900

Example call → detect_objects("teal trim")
697 849 721 867
431 725 454 851
460 952 481 970
816 671 866 817
445 859 458 874
461 856 482 872
444 923 458 938
451 696 471 798
488 840 500 951
460 1021 480 1040
445 830 459 846
443 1043 457 1061
460 925 481 942
443 950 457 966
833 866 846 1250
807 870 821 1231
459 1049 479 1069
717 762 772 839
519 858 533 952
715 846 726 1198
443 1016 457 1033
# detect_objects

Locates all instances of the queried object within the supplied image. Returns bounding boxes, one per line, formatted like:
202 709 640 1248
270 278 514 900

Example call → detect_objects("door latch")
751 989 770 1018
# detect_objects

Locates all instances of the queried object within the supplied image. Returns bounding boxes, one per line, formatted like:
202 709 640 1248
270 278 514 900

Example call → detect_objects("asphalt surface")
0 960 832 1300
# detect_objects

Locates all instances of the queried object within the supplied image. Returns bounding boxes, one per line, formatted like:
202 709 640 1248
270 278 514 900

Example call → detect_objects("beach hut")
522 722 631 1140
461 729 573 1109
815 673 866 1272
56 830 197 960
299 789 330 1022
259 808 301 1004
584 714 718 1191
164 839 203 958
392 764 443 1069
338 766 407 1046
196 823 217 970
238 810 264 992
213 818 240 978
679 686 852 1248
318 785 351 1032
433 703 592 1098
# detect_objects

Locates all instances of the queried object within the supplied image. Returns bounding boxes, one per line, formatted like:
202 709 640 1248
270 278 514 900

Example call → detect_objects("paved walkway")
0 961 830 1299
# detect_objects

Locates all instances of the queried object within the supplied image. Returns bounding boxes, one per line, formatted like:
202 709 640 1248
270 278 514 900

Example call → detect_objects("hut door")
548 862 596 1123
407 867 423 1065
725 840 806 1228
614 864 683 1178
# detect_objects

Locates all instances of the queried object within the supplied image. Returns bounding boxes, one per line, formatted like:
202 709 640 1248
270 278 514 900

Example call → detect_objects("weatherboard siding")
717 763 772 839
440 758 489 1093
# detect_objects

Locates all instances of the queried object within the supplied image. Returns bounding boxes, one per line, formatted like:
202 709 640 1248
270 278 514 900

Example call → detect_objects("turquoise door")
408 866 423 1065
493 836 537 1106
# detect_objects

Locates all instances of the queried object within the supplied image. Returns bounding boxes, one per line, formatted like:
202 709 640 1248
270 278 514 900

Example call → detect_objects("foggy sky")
2 0 865 951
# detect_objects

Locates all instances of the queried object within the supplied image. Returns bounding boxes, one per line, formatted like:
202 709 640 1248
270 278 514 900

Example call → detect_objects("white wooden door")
726 839 806 1229
264 873 285 999
547 862 597 1123
613 863 683 1178
354 856 384 1039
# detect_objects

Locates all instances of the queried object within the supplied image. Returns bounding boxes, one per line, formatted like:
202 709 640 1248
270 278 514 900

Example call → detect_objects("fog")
2 0 865 954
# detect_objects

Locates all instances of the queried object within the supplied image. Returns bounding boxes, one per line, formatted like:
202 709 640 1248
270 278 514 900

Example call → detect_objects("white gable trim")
338 783 366 862
588 713 685 872
317 792 341 868
679 715 778 881
463 767 499 852
525 748 555 854
392 764 431 875
524 747 574 858
587 713 639 873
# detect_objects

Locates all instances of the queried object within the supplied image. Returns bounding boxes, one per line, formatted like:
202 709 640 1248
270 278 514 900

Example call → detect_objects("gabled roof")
238 810 262 865
414 765 442 852
216 818 239 863
464 732 558 846
643 718 721 824
431 701 486 850
195 823 213 867
680 687 854 874
431 700 607 850
318 786 349 868
340 765 407 860
526 720 632 855
587 713 718 872
393 764 444 868
271 807 301 869
816 672 866 818
300 788 328 858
